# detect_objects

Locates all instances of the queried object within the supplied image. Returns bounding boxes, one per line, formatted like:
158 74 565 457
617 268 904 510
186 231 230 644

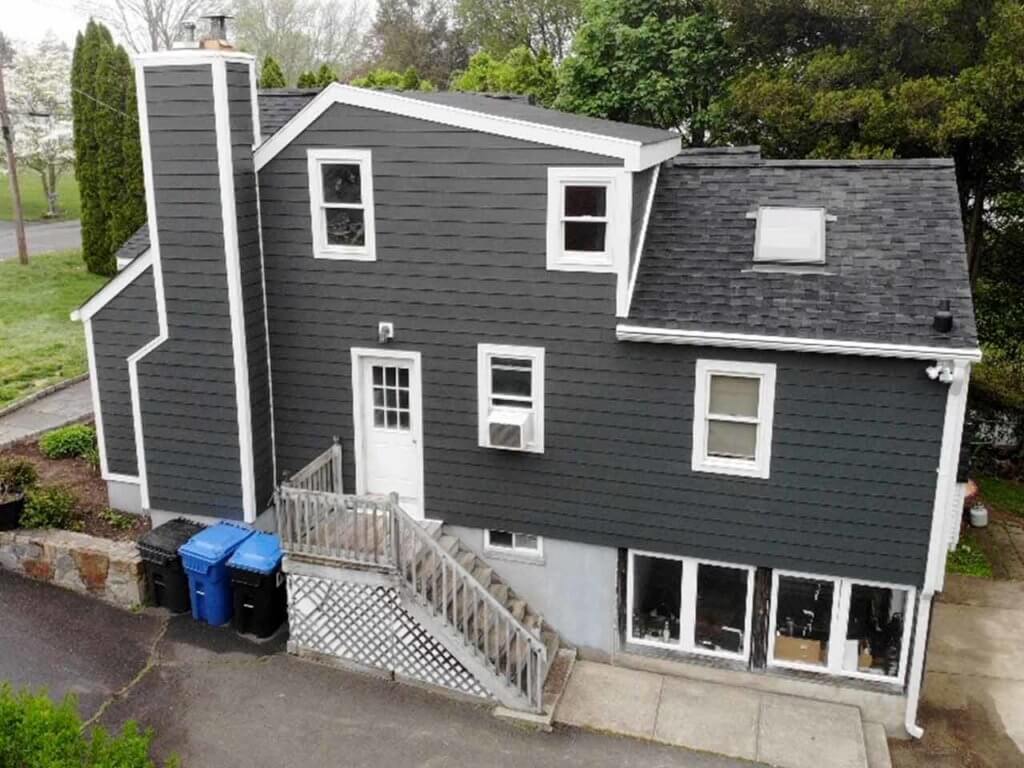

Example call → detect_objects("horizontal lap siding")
140 64 243 520
261 103 944 586
91 267 159 476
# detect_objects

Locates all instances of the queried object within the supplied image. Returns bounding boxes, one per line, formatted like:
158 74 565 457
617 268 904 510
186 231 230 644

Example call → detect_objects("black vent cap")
933 299 954 333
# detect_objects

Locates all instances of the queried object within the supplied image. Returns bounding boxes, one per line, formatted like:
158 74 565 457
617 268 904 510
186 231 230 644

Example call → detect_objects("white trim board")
83 318 138 483
135 50 254 67
72 249 154 322
254 83 681 172
617 325 983 363
623 163 660 319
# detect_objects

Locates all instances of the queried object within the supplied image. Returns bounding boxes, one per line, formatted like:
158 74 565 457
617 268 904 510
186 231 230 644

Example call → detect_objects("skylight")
753 207 826 264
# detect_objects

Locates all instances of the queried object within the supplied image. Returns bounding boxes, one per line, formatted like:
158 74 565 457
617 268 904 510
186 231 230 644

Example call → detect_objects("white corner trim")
253 136 278 495
213 59 257 523
477 343 545 454
254 83 681 172
692 359 776 480
616 325 984 363
306 148 376 261
247 57 261 146
72 249 154 322
623 163 661 319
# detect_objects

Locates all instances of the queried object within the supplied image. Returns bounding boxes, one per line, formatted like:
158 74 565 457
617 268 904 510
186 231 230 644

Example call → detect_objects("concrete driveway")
0 219 81 259
0 570 752 768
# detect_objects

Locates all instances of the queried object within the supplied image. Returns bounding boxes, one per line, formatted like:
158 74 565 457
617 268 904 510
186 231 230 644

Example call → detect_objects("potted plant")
0 457 38 530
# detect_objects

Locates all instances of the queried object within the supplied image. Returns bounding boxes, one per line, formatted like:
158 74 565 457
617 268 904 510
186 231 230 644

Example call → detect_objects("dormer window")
547 167 627 273
753 207 826 264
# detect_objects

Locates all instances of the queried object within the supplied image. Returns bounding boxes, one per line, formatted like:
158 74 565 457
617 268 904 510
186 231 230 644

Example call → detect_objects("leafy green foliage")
452 47 558 106
946 536 993 578
0 684 174 767
351 67 435 91
0 457 38 497
455 0 582 60
296 70 318 88
365 0 468 87
259 55 287 88
20 485 77 529
315 63 338 86
39 424 97 460
100 508 137 531
556 0 739 145
977 476 1024 519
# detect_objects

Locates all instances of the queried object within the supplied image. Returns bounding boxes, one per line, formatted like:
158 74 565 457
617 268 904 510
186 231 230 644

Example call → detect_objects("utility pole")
0 54 28 264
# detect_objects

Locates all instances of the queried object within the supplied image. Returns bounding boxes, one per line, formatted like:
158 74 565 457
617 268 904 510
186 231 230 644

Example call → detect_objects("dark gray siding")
138 64 244 519
227 62 275 510
629 166 656 267
260 104 945 587
91 267 158 476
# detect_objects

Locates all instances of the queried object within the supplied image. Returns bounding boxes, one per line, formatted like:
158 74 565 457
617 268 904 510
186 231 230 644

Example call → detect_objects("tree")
452 46 558 105
314 63 338 87
364 0 468 87
350 66 435 90
296 70 318 88
6 34 75 219
259 55 286 88
82 0 217 52
234 0 369 84
721 0 1024 285
556 0 739 146
455 0 582 60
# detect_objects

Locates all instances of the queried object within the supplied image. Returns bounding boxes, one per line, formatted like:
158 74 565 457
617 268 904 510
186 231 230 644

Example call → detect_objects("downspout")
905 359 971 738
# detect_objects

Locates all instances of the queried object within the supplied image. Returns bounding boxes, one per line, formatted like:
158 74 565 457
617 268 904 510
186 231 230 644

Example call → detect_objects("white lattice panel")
287 573 489 700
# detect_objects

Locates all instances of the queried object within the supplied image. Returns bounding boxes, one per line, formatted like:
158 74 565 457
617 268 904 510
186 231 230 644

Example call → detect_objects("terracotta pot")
0 493 24 530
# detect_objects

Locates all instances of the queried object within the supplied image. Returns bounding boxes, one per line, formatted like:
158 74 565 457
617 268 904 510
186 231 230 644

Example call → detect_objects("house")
73 47 979 736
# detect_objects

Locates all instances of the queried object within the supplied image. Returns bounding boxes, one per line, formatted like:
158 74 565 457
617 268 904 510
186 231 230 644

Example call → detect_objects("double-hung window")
546 168 627 272
477 344 544 453
692 360 776 479
307 148 376 261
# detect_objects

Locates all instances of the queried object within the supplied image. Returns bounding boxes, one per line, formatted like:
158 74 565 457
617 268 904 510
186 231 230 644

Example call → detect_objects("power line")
71 86 136 120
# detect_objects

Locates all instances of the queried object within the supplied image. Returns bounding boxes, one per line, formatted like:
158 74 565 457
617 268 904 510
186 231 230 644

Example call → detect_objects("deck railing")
275 442 548 712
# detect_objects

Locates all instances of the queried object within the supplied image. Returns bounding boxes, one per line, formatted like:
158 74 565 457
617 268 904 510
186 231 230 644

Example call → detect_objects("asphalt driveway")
0 570 752 768
0 219 81 259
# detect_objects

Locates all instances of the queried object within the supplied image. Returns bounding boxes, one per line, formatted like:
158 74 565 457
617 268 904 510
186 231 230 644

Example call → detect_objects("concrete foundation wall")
107 479 142 515
446 525 618 658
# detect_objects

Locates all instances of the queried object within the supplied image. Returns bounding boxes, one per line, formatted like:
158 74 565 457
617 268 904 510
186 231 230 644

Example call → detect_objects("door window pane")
843 584 908 678
564 221 606 252
773 575 834 667
564 185 606 217
371 364 411 433
708 375 759 418
631 554 681 644
325 208 365 246
695 564 749 655
321 163 361 204
707 420 758 459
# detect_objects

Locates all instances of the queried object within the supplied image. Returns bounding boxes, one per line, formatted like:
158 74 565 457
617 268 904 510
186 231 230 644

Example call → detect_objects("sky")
3 0 92 48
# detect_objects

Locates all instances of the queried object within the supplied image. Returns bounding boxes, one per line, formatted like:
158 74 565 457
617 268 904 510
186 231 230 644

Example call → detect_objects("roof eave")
72 248 154 322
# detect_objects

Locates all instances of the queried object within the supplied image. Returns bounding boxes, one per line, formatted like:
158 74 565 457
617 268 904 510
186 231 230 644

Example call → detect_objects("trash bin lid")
138 518 206 557
227 531 282 574
179 521 253 565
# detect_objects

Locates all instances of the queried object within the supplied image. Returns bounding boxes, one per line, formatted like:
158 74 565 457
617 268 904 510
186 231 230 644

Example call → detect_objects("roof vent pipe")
199 13 234 49
933 299 953 333
172 20 199 49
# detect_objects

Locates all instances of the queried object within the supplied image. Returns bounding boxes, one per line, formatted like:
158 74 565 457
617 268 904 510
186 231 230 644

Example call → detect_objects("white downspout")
905 359 971 738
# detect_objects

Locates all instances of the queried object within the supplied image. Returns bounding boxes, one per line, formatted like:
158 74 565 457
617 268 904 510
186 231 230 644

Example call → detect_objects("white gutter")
616 324 983 363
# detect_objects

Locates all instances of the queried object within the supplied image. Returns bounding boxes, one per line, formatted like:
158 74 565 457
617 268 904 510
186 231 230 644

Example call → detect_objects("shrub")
39 424 97 459
0 457 38 496
0 683 176 767
101 508 136 531
20 485 77 529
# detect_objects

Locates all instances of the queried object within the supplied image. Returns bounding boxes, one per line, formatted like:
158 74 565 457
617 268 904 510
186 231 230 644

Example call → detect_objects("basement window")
485 529 543 558
753 207 826 264
307 148 376 261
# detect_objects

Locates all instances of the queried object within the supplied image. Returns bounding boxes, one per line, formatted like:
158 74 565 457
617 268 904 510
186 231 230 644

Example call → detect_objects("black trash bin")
226 531 285 638
137 518 205 613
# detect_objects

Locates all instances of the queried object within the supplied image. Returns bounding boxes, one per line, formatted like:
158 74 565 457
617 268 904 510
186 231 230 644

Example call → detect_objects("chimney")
132 49 272 522
199 13 234 50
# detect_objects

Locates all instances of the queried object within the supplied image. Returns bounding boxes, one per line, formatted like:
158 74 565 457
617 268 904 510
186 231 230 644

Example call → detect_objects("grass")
0 250 106 407
946 534 994 578
0 172 80 221
976 475 1024 519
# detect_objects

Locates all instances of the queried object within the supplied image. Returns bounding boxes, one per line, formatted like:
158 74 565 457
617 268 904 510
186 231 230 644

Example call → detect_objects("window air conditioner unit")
487 408 533 451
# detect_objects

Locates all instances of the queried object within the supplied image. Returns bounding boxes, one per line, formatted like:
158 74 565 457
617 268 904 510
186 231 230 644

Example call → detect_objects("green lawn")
976 475 1024 519
0 250 105 407
0 172 80 221
946 534 994 578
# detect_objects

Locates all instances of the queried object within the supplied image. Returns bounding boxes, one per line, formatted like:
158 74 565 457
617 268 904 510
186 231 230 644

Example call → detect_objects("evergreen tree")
315 63 338 87
452 47 558 106
296 69 318 88
259 55 286 88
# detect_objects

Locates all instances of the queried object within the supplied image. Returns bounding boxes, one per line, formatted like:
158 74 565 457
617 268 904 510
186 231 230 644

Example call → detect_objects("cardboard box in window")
775 635 825 664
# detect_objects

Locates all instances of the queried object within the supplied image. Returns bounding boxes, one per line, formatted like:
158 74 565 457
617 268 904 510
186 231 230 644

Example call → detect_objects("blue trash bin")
227 532 286 638
178 522 254 626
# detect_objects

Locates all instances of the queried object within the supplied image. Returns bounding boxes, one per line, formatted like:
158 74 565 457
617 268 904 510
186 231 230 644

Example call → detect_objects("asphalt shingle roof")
258 88 319 135
114 224 151 264
628 147 978 350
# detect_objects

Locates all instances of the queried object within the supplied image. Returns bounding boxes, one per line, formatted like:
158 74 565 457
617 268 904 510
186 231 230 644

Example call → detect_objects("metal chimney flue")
199 13 234 50
172 20 199 48
933 299 954 333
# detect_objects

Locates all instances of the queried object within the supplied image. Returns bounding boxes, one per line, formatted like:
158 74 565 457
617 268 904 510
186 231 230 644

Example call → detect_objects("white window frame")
485 529 544 560
307 148 376 261
546 167 629 273
767 569 916 685
692 359 776 479
626 549 755 663
477 344 545 453
752 206 828 264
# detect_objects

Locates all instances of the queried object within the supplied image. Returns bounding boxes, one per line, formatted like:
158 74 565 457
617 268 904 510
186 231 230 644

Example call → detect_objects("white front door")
354 352 423 519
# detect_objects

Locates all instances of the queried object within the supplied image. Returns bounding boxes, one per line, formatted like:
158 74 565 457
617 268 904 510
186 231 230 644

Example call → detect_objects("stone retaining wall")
0 528 144 608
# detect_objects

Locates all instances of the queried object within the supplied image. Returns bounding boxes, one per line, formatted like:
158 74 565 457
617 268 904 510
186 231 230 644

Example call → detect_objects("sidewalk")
555 660 873 768
0 379 93 448
0 220 82 261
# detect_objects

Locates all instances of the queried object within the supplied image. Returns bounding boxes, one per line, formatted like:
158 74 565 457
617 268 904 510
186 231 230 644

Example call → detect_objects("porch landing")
555 660 887 768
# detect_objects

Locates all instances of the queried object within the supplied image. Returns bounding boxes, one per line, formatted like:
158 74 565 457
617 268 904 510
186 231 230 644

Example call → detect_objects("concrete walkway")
0 219 82 260
555 661 869 768
0 379 93 448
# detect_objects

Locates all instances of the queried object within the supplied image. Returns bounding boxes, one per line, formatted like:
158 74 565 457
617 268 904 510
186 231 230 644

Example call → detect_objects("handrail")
281 437 343 494
275 487 394 568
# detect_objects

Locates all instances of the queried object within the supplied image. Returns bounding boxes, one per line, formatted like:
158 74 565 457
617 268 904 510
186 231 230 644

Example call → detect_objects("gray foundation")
106 478 143 515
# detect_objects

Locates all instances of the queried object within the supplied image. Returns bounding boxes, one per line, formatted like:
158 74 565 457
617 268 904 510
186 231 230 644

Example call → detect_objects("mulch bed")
1 431 150 542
